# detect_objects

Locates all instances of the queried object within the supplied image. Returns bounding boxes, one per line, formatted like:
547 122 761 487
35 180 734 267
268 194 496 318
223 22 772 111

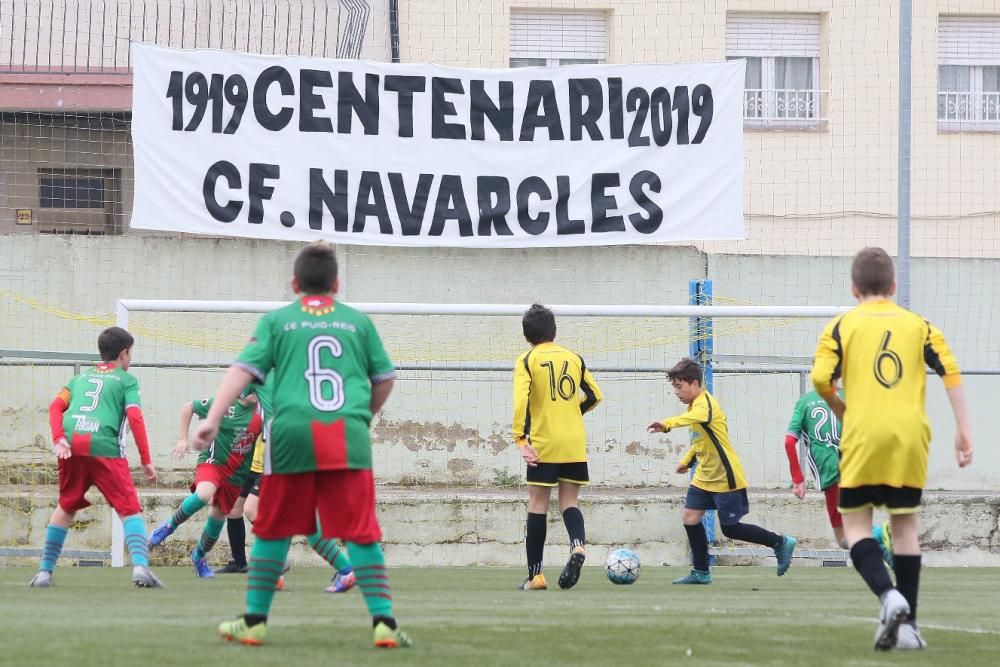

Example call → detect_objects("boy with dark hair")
148 389 262 578
513 304 603 591
811 247 973 651
647 357 796 585
30 326 163 588
192 241 410 648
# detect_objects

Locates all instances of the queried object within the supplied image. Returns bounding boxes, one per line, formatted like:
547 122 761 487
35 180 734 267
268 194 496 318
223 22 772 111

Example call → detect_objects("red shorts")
253 469 381 543
824 484 843 528
191 463 242 516
58 456 141 517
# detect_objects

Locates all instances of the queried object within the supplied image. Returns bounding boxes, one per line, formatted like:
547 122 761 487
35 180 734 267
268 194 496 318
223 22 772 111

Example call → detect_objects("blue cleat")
775 535 797 576
148 522 174 548
192 553 215 579
672 569 712 585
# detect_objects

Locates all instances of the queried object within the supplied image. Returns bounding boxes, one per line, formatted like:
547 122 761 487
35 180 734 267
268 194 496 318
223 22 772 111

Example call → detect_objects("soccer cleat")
519 573 547 590
558 546 587 590
28 571 53 588
147 522 175 548
325 570 357 594
775 535 797 576
873 521 894 571
373 621 413 649
873 588 910 651
895 622 927 650
214 560 248 574
218 617 266 646
672 569 713 585
192 553 215 579
132 566 165 588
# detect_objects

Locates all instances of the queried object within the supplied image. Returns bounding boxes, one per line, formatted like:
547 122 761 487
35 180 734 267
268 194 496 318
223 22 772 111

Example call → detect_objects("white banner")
131 44 745 247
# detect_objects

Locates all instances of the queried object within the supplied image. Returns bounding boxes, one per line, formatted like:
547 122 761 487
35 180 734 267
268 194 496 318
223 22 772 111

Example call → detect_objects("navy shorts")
685 486 750 526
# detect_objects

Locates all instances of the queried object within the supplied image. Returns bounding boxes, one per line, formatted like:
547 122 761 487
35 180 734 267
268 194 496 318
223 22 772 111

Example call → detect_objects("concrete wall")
2 235 998 491
2 488 998 567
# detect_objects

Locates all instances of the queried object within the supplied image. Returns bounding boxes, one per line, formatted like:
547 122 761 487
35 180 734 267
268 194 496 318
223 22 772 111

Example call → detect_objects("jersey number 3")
305 336 345 411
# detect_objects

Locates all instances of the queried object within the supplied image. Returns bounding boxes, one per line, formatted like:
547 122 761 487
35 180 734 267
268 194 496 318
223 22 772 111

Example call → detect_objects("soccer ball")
605 548 641 585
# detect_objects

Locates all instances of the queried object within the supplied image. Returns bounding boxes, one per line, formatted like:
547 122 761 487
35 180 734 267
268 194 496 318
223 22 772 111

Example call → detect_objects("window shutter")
510 11 606 61
939 16 1000 66
726 13 820 58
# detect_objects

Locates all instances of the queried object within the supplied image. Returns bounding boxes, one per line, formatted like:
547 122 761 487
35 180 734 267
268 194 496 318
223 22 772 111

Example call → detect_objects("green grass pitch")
1 565 998 666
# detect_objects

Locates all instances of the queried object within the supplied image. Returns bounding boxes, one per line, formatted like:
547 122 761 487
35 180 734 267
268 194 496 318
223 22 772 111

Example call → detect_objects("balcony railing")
743 89 826 128
938 91 1000 130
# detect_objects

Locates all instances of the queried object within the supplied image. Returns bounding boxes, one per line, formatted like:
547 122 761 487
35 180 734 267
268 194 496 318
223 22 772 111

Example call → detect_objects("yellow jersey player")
647 358 797 585
513 304 603 591
811 247 974 651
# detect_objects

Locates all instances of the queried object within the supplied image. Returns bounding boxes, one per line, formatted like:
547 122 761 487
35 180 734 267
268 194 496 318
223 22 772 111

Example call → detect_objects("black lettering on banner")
388 172 433 235
183 72 210 131
253 66 295 131
384 75 426 138
626 87 650 147
247 163 279 225
476 176 513 236
203 160 243 222
591 173 624 233
628 170 663 234
516 177 551 235
166 70 185 131
308 168 349 232
299 69 334 132
520 81 565 141
431 78 467 140
353 171 393 233
223 75 249 134
649 87 672 146
691 83 714 143
208 74 225 133
429 175 473 236
337 72 380 135
608 77 625 140
568 79 604 141
673 85 690 145
470 80 514 141
555 175 584 235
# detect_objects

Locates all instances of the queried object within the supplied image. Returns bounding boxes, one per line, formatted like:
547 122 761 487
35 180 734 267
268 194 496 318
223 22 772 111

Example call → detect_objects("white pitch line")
835 615 1000 637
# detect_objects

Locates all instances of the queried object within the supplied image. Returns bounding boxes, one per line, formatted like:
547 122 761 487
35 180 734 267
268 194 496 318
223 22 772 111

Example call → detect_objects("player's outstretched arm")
946 385 974 467
173 401 195 458
784 435 806 498
49 388 72 459
193 367 255 450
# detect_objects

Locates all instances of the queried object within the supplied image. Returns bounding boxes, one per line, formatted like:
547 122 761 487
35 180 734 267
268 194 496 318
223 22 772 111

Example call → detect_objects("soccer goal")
109 298 847 567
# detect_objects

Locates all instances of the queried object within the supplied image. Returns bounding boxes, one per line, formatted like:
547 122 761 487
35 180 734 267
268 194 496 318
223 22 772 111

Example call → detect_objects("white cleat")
874 589 910 651
28 571 53 587
895 622 927 650
132 566 165 588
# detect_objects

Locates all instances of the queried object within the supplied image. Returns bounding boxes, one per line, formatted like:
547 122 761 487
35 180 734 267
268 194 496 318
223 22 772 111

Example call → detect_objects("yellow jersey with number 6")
512 342 602 463
811 300 961 489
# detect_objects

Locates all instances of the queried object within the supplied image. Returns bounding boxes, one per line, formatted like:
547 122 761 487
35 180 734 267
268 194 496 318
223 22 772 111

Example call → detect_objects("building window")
509 10 606 67
726 13 823 128
938 16 1000 130
36 168 121 234
39 173 106 209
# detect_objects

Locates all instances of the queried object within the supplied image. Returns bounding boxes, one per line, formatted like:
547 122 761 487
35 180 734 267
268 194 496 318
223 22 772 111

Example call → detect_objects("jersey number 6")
305 335 346 411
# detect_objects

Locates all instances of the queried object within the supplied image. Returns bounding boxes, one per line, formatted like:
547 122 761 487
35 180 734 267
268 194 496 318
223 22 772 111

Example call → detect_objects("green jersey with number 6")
234 295 395 474
61 362 141 458
786 390 843 490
